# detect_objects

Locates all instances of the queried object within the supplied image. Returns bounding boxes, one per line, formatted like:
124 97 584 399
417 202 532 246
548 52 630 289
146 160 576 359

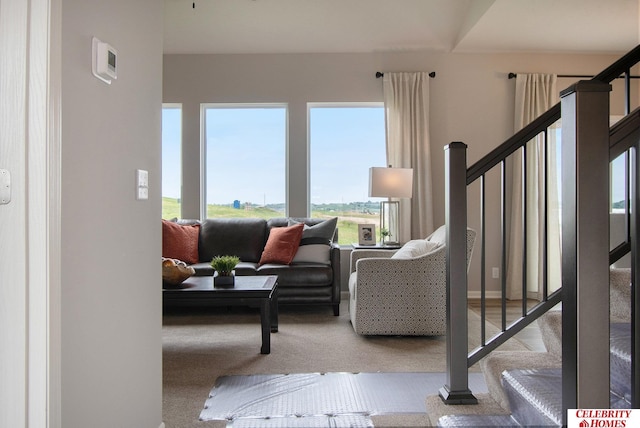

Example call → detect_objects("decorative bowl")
162 258 195 286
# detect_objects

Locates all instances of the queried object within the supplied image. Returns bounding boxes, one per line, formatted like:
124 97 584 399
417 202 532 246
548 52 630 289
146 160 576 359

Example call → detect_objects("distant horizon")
163 104 387 206
161 195 383 209
164 106 629 208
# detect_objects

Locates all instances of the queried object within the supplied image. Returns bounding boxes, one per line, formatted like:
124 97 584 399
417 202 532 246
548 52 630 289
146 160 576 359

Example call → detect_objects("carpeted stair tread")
610 322 632 406
537 311 562 359
479 351 560 412
425 392 510 426
437 414 520 427
502 368 562 427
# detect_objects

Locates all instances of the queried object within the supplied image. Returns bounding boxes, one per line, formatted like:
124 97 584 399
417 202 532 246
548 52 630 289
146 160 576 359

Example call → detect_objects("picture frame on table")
358 224 376 246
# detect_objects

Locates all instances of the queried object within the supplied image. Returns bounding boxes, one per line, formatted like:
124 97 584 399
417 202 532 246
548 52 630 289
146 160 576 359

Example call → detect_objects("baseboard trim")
467 290 503 299
346 290 505 300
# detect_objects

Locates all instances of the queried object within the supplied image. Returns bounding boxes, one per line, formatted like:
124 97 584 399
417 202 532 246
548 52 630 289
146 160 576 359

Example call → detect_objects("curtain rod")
508 72 640 79
376 71 436 78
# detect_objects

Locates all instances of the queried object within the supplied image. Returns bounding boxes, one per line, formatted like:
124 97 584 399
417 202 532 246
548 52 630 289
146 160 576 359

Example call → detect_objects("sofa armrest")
350 248 396 273
329 243 341 308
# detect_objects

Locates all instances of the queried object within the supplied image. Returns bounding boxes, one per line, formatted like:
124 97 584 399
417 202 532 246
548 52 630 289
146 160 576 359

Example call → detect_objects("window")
309 104 386 245
203 105 287 219
609 116 626 213
611 153 628 212
162 104 182 219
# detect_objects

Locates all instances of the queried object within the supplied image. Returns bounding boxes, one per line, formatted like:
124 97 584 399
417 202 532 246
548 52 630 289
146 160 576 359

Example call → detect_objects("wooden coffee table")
163 275 278 354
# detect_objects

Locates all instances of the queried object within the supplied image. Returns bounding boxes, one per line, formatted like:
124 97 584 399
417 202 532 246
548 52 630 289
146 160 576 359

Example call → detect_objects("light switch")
136 169 149 200
0 169 10 205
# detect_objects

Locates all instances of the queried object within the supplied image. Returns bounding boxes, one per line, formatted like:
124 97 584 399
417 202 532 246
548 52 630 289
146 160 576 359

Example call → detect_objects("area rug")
163 301 532 427
199 371 488 426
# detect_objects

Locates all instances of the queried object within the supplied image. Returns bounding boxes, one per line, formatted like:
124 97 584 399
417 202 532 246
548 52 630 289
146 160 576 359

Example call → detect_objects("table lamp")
369 166 413 245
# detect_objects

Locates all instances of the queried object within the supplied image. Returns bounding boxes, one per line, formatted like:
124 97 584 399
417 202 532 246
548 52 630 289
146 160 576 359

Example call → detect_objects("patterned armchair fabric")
348 226 476 336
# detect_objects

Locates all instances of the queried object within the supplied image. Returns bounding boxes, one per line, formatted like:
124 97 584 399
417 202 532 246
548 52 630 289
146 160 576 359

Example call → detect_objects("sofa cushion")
199 218 267 263
289 217 337 265
257 263 333 286
391 239 440 259
162 219 200 264
259 223 304 265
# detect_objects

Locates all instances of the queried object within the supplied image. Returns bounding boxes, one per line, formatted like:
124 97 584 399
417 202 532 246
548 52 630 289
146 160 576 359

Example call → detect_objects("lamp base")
380 200 400 245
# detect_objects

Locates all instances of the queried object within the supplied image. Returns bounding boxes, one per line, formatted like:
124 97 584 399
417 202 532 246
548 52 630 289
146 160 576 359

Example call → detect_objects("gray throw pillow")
288 217 338 264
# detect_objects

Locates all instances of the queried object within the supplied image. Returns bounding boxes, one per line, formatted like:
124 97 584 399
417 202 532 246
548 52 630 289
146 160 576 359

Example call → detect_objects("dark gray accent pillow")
288 217 338 264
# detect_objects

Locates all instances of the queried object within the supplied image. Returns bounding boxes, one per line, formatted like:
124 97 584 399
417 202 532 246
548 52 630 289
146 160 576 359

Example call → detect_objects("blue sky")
163 106 628 207
162 105 387 206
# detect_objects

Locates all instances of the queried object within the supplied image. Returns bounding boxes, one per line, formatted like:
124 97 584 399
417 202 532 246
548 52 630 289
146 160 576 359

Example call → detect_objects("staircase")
434 45 640 426
434 268 632 426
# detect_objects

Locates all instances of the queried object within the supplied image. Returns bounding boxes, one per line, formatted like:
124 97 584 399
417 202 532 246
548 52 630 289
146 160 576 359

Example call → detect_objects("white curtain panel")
506 73 561 300
383 72 434 242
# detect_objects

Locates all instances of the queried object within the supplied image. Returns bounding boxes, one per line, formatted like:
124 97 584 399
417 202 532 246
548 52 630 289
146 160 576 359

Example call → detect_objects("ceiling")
163 0 640 55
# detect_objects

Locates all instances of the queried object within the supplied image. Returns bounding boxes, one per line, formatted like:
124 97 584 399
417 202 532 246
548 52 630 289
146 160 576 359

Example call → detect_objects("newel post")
560 80 611 419
439 142 477 404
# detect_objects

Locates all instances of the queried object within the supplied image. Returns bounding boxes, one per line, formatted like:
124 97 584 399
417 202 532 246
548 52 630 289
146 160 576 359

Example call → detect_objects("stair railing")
441 45 640 415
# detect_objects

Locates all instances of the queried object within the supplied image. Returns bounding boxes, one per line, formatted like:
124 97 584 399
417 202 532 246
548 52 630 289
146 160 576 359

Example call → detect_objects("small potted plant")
380 227 391 244
211 255 240 286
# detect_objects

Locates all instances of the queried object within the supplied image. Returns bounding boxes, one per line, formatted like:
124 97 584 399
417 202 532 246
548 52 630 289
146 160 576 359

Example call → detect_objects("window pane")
309 105 386 245
204 106 287 219
610 153 627 212
162 106 182 219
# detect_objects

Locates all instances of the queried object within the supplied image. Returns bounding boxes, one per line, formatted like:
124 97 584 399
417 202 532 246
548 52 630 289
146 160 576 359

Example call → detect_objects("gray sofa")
164 217 341 315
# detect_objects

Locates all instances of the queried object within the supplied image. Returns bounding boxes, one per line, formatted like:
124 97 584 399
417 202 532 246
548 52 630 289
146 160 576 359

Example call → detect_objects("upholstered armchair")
348 225 476 335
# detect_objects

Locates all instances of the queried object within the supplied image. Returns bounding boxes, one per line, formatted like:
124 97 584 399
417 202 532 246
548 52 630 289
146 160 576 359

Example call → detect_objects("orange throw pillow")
259 223 304 265
162 219 200 265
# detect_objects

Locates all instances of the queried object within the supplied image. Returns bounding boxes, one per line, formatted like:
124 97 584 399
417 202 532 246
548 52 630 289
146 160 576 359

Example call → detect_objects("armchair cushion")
391 239 440 259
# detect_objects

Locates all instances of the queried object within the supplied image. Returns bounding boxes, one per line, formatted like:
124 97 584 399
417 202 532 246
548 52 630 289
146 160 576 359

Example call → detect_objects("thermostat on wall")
92 37 117 84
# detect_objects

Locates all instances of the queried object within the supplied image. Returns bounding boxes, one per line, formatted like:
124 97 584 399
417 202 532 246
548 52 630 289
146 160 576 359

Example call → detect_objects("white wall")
163 51 635 293
61 0 163 427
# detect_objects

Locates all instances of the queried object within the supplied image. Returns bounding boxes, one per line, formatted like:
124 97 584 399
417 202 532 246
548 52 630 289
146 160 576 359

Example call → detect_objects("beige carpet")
162 300 531 428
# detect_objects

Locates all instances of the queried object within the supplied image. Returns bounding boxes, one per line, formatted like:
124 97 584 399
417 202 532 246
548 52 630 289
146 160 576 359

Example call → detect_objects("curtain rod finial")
429 71 436 78
376 71 384 78
508 72 517 79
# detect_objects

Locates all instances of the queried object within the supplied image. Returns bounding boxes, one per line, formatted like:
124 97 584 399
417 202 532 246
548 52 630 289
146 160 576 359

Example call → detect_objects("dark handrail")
610 107 640 160
467 105 560 184
444 45 640 412
593 45 640 82
468 44 640 185
468 290 562 367
464 45 640 369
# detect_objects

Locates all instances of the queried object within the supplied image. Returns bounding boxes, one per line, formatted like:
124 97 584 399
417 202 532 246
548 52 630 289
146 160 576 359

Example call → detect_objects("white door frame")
0 0 61 426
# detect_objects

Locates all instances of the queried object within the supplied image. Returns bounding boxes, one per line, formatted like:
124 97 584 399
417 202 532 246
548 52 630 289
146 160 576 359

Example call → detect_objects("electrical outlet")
492 267 500 279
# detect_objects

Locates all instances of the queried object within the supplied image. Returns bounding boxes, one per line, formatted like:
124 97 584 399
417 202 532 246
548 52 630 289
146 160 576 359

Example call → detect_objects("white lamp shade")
369 167 413 198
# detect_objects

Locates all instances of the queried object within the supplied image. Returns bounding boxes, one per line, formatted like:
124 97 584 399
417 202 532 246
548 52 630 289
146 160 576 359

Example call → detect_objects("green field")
162 197 379 245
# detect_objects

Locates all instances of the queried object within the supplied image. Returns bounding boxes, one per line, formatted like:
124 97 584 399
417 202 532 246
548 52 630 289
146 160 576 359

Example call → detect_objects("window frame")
307 102 386 244
161 103 183 219
200 103 289 220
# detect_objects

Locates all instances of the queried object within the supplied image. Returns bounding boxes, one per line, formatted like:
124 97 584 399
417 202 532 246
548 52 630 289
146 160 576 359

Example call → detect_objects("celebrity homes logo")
568 409 637 427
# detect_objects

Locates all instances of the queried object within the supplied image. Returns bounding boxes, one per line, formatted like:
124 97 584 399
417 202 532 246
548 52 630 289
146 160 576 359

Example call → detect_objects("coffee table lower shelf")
163 275 278 354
